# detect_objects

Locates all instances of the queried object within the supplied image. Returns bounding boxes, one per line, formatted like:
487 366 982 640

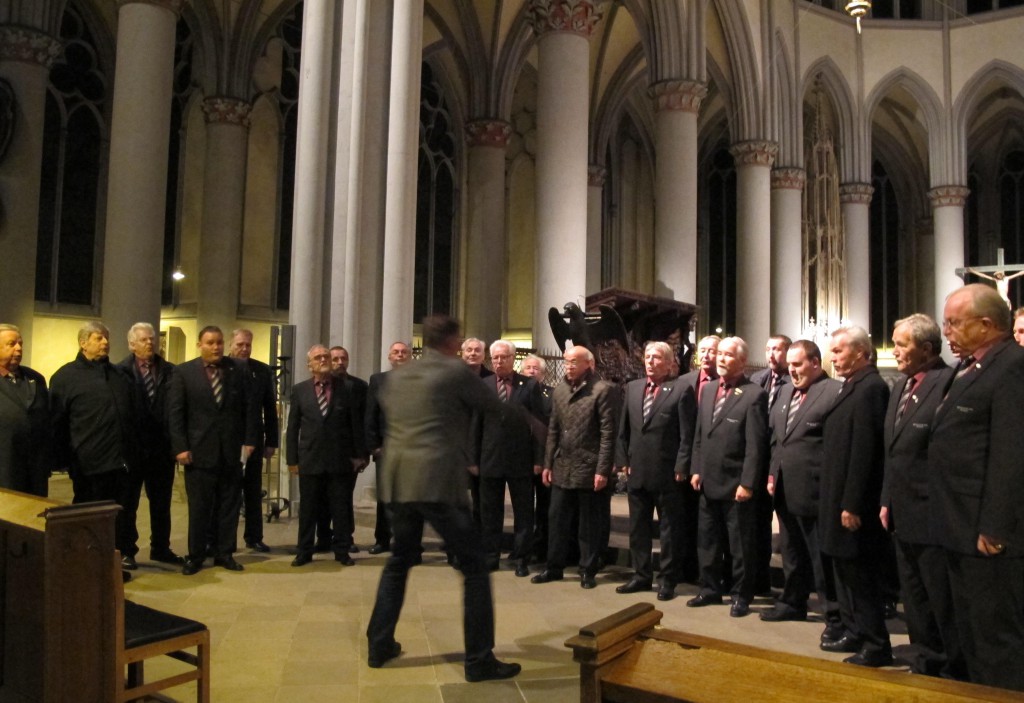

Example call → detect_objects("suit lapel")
934 344 1005 425
0 374 26 409
643 381 674 428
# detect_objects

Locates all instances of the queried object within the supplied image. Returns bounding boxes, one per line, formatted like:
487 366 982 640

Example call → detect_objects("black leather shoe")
531 569 564 584
616 578 653 594
291 554 312 567
367 640 402 668
657 583 677 601
336 554 355 566
686 593 723 607
580 574 597 589
514 563 530 578
181 559 201 576
349 544 360 554
214 557 244 571
820 635 863 653
760 606 807 622
820 623 846 643
150 549 184 565
730 599 750 617
246 541 271 553
368 543 390 555
845 648 894 667
465 659 522 683
121 555 138 570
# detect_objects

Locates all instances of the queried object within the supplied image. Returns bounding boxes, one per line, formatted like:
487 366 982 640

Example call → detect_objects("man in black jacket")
0 323 51 497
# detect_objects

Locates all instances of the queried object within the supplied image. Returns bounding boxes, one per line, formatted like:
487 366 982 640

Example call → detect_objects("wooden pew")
565 603 1024 703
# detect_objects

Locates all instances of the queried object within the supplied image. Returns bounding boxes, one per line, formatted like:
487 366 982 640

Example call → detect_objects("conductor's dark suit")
881 362 962 678
473 372 547 568
287 376 367 559
768 375 842 618
691 377 768 601
0 366 50 496
615 376 696 587
169 357 258 562
821 365 891 658
928 338 1024 691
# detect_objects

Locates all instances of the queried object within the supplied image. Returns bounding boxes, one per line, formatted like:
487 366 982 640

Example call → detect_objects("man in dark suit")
461 337 494 378
169 326 258 575
0 324 50 496
929 284 1024 691
615 341 696 601
820 326 892 667
115 322 181 567
879 313 961 678
473 340 547 577
686 336 768 617
760 340 842 639
521 353 553 561
365 340 412 554
366 315 519 682
287 345 368 566
229 329 279 553
532 345 617 589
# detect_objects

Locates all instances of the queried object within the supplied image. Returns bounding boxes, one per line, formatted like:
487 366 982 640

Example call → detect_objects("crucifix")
956 248 1024 308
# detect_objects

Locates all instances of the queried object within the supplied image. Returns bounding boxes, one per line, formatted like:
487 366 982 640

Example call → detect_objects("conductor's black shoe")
730 598 750 617
820 623 846 643
580 574 597 589
657 583 677 601
368 543 390 555
214 557 244 571
844 648 894 668
514 563 530 577
291 554 312 567
121 555 138 570
686 593 723 607
367 641 402 668
181 559 201 576
616 578 652 594
531 569 563 584
820 635 863 653
246 541 271 553
465 659 522 683
150 549 184 565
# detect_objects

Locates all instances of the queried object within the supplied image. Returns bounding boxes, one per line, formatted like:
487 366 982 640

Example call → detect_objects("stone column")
379 0 424 363
463 119 512 342
731 140 777 345
0 25 61 360
650 80 706 303
587 164 605 295
770 168 805 339
928 185 970 322
196 98 250 333
915 217 935 316
839 183 873 329
530 0 602 351
289 0 336 372
100 0 180 359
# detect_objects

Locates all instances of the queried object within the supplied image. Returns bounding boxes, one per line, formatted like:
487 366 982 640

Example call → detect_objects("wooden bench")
565 603 1024 703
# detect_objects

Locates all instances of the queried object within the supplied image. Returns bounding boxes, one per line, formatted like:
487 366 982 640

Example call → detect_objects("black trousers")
532 473 550 560
297 471 356 557
479 475 534 565
774 477 838 619
241 449 266 544
626 484 686 585
119 453 175 555
547 486 602 575
696 494 757 600
184 463 242 561
832 552 891 656
72 468 133 556
943 550 1024 691
373 458 392 546
367 502 495 668
752 483 774 592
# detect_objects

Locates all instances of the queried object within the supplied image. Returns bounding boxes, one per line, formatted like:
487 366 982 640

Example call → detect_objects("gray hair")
833 325 873 361
78 320 110 345
957 284 1012 332
306 344 328 361
0 324 19 334
461 337 485 352
127 322 156 344
523 353 547 371
231 328 254 341
719 336 749 361
489 339 517 357
565 345 594 362
893 313 941 355
644 341 673 359
698 335 721 348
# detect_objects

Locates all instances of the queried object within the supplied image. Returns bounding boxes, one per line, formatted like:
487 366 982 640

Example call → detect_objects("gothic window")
869 160 900 343
414 62 457 320
35 4 107 308
999 149 1024 305
702 145 737 336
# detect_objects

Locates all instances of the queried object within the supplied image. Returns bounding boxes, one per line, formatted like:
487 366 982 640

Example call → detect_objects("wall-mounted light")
172 267 186 282
845 0 871 34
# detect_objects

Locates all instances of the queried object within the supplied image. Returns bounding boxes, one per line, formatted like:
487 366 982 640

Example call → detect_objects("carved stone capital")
649 80 707 113
771 167 806 190
588 164 607 187
202 97 251 127
529 0 604 38
838 182 874 205
465 119 512 148
729 140 778 168
0 26 62 68
927 185 970 208
117 0 184 13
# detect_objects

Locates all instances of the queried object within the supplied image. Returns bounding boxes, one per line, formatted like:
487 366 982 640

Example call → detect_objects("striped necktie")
895 376 917 425
208 365 223 407
497 377 509 403
141 362 156 403
713 383 730 422
642 381 656 421
786 390 805 433
316 381 330 416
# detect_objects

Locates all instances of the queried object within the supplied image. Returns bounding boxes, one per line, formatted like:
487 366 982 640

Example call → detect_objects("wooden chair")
114 555 210 702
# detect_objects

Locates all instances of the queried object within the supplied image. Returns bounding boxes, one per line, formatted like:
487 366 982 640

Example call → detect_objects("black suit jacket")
615 376 696 492
286 377 367 474
768 374 843 517
751 367 792 412
820 366 889 559
237 357 279 450
473 372 547 479
691 377 768 501
0 366 51 495
929 338 1024 556
880 363 952 545
169 357 258 468
116 353 175 457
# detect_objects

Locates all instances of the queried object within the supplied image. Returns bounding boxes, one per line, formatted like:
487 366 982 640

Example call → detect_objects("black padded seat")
123 600 206 649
